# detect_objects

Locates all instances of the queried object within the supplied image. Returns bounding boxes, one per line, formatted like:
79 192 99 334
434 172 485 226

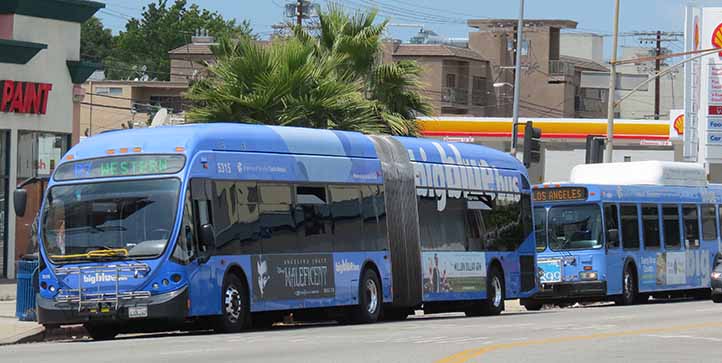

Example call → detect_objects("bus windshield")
548 204 603 251
42 178 181 263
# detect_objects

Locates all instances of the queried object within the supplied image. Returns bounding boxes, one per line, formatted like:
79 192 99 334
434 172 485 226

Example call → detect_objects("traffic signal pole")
604 0 620 163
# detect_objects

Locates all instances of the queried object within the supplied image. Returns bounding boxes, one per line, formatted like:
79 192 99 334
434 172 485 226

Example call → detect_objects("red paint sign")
1 80 52 114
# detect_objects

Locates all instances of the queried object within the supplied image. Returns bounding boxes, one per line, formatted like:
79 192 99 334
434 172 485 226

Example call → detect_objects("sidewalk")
0 299 45 345
0 281 16 301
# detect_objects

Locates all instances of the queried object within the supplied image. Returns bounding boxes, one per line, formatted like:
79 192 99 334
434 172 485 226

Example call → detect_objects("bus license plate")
128 306 148 319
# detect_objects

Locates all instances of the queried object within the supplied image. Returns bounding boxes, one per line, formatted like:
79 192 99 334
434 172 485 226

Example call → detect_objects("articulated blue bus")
19 123 537 339
522 162 722 310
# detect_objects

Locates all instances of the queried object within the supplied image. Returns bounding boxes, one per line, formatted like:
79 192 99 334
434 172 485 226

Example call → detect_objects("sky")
97 0 717 60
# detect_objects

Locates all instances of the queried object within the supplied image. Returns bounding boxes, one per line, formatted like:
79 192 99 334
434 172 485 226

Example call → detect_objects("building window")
149 96 186 113
17 132 68 179
471 76 487 106
445 73 457 88
95 87 123 96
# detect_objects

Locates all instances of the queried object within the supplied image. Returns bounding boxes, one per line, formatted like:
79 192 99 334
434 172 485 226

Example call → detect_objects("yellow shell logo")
673 114 684 135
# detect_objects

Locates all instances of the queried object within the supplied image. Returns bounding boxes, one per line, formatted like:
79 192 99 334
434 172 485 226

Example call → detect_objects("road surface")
2 299 721 363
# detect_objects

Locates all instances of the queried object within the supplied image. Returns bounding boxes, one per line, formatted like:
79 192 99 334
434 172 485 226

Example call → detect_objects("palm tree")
296 5 431 135
187 37 388 134
188 6 430 136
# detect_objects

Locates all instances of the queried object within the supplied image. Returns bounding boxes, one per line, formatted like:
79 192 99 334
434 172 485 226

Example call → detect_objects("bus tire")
522 301 544 311
215 273 250 333
84 323 119 341
484 266 505 315
712 293 722 303
616 265 638 306
350 269 382 324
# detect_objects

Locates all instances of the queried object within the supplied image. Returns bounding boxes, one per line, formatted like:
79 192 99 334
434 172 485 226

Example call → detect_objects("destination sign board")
54 155 185 181
532 187 588 202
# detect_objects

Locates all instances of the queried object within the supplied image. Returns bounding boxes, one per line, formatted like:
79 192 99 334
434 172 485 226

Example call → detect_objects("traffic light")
585 135 606 164
523 121 542 168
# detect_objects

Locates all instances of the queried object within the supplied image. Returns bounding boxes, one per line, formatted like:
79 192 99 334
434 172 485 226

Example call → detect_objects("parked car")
712 264 722 303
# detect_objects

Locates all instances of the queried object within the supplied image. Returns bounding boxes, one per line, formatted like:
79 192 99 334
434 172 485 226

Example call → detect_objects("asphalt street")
2 299 721 363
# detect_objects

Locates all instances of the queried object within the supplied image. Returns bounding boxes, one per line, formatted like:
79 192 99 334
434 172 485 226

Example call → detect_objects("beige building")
80 81 188 136
386 43 495 116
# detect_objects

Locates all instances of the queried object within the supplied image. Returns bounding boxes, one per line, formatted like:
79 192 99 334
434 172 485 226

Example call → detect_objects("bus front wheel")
522 301 543 311
616 266 638 306
215 274 250 333
350 269 382 324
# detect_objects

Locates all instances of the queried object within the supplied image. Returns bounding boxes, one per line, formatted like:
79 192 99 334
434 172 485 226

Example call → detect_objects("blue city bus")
17 123 537 339
521 162 722 310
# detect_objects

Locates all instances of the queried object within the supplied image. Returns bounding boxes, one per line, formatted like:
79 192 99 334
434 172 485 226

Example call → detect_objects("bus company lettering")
409 142 520 212
83 272 128 284
335 259 361 274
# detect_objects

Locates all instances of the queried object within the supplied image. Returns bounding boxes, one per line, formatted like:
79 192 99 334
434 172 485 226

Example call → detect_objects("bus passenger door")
188 179 218 316
604 203 624 295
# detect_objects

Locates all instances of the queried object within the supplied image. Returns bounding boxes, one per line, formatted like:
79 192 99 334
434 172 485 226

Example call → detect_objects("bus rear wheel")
466 266 505 317
84 323 119 341
615 266 638 306
349 269 382 324
215 274 250 333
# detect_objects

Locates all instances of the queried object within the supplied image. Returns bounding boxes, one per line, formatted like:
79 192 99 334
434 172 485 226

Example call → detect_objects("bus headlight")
579 272 598 281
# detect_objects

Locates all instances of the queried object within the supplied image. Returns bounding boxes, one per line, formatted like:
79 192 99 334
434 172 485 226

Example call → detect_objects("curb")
0 325 87 346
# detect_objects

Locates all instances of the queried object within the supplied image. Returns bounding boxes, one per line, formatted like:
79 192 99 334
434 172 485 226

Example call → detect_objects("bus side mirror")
14 189 27 218
199 223 215 251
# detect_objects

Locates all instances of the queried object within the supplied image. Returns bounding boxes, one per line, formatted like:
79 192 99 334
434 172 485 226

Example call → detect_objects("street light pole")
510 0 524 157
604 0 621 163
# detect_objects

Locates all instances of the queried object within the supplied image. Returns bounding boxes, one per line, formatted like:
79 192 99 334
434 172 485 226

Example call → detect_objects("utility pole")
510 0 524 157
604 0 620 163
654 30 661 120
296 0 303 28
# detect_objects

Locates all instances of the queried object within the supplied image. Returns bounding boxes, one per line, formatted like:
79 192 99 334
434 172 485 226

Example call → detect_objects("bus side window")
701 204 718 241
683 205 700 249
330 186 363 252
295 186 332 252
603 204 620 249
641 204 661 249
662 206 682 250
620 204 640 250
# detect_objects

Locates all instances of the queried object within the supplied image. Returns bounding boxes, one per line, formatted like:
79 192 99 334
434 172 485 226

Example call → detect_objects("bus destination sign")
54 155 186 181
532 187 588 202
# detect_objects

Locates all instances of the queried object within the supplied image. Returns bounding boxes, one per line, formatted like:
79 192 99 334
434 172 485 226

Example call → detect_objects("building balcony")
441 87 469 105
548 60 575 84
471 89 487 106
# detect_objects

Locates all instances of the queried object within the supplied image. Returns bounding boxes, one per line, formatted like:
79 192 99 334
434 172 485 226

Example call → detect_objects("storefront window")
15 132 69 265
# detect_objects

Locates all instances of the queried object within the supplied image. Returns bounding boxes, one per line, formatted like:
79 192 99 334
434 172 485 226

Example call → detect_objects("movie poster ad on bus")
252 254 335 301
422 252 486 294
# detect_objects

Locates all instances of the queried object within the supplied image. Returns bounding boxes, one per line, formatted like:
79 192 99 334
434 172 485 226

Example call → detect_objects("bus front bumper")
528 281 607 301
37 286 188 326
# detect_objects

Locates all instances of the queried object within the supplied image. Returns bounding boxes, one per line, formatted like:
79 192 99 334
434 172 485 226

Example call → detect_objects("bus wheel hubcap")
492 277 502 307
624 273 633 300
225 286 242 322
366 279 378 314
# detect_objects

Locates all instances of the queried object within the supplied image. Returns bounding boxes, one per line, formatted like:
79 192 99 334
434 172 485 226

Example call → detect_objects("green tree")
106 0 251 80
80 17 113 63
187 37 385 133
